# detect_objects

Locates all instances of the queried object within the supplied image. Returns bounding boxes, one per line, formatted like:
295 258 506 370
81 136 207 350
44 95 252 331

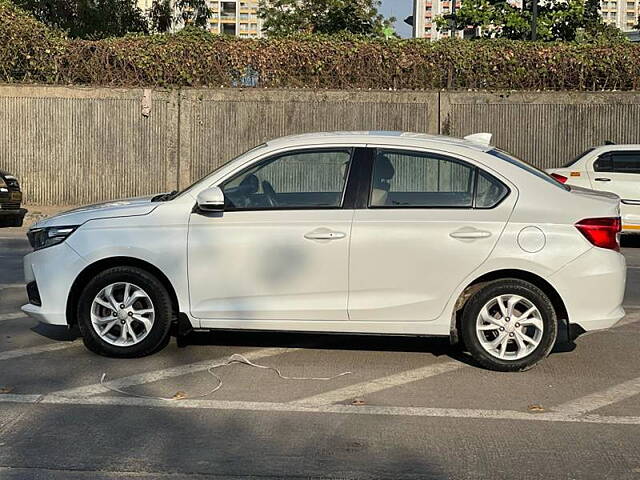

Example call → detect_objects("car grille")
1 202 20 210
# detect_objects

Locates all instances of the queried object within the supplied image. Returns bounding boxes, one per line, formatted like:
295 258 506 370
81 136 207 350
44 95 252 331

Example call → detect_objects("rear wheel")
461 279 557 372
77 266 173 358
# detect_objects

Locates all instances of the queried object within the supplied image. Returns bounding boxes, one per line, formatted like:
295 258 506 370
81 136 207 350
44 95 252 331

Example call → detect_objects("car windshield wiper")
151 190 178 202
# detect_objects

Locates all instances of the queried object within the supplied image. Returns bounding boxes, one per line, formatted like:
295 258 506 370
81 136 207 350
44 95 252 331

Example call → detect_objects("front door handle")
450 229 492 240
304 229 346 241
595 177 611 182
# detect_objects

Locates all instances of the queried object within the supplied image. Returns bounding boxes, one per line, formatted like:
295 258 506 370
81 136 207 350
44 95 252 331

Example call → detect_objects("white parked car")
22 132 626 371
547 144 640 232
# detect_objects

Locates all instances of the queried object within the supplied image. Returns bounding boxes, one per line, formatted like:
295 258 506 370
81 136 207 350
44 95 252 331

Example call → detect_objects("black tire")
460 279 557 372
76 266 173 358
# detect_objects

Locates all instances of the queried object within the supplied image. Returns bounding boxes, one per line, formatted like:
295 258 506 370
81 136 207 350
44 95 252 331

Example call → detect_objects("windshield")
488 149 570 191
562 147 596 168
163 144 269 201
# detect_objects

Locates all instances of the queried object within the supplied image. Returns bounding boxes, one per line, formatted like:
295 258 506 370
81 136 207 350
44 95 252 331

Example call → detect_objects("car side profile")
22 132 626 371
547 144 640 232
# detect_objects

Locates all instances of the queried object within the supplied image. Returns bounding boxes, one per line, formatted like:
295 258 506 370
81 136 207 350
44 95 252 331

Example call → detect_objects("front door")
348 148 515 322
588 151 640 227
188 148 354 322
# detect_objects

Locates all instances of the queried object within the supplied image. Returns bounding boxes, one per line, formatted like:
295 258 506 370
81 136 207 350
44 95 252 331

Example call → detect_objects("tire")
460 279 557 372
76 266 174 358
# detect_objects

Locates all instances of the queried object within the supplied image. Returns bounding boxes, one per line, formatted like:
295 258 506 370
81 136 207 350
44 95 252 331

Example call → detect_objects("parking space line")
1 393 639 425
290 361 464 406
0 341 80 361
0 284 23 290
51 347 301 398
554 376 640 414
0 312 27 322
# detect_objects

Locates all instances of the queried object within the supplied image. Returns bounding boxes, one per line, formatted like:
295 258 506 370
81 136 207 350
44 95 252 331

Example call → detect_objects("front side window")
611 152 640 173
222 149 352 210
370 150 476 208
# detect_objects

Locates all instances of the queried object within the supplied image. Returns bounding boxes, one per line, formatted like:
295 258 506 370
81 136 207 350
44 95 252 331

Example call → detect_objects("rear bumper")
551 247 626 331
0 207 27 225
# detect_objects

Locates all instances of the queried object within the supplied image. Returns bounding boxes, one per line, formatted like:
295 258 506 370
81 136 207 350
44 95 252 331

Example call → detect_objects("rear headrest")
376 155 395 180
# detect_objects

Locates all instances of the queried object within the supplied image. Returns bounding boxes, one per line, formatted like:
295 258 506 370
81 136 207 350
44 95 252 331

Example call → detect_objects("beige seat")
371 155 395 206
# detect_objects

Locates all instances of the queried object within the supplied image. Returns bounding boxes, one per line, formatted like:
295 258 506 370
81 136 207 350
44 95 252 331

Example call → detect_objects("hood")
32 195 160 229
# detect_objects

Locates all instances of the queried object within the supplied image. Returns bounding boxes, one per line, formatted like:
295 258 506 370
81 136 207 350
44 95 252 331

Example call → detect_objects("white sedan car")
547 144 640 232
22 132 626 371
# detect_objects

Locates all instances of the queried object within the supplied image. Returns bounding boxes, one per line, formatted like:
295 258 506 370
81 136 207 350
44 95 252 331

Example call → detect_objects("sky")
380 0 413 38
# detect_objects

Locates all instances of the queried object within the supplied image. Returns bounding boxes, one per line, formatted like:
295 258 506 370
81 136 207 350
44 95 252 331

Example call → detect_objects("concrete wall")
1 86 639 205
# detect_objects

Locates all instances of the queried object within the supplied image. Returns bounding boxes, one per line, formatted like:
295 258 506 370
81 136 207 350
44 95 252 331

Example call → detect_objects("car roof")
265 131 492 153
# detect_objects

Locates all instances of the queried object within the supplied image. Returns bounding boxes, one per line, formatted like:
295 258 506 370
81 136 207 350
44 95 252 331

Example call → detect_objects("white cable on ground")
99 353 352 401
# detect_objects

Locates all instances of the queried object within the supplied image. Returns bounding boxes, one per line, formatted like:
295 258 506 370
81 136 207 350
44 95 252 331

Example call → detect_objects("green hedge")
2 0 640 90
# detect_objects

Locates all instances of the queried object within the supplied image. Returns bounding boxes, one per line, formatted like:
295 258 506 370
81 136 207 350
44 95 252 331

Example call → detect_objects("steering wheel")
262 180 277 207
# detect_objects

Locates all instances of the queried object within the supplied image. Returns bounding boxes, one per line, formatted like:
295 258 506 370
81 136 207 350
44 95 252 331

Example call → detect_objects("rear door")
348 148 515 322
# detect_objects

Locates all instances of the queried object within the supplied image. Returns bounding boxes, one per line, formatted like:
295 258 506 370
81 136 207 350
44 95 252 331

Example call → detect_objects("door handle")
304 229 346 241
595 177 611 182
450 229 492 239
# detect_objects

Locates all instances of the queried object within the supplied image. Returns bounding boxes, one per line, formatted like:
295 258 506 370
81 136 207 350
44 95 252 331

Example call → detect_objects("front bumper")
551 247 626 331
21 242 88 326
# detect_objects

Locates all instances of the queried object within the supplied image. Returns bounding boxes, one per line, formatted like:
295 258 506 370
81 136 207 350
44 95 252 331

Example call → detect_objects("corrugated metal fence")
1 86 639 205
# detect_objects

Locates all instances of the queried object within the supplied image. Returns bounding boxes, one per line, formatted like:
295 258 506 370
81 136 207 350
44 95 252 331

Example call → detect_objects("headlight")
27 226 78 251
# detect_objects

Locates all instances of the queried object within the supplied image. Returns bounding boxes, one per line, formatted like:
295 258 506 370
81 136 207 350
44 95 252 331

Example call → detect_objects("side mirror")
196 186 225 213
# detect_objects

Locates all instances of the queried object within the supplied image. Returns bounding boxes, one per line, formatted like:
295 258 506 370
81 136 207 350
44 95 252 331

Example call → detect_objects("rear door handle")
450 229 492 239
595 177 611 182
304 229 346 241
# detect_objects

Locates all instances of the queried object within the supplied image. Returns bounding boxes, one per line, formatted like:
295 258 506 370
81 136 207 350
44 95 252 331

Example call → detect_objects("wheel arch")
66 256 181 327
450 268 569 344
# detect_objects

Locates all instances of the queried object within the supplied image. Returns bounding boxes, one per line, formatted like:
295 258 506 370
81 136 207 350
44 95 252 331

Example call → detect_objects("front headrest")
376 155 395 180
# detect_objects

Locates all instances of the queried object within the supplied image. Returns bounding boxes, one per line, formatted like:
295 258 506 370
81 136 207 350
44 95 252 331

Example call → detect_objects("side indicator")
623 225 640 231
570 172 581 177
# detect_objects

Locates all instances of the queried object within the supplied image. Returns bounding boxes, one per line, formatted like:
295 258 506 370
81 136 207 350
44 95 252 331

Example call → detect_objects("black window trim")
365 147 510 210
220 146 357 212
594 151 640 174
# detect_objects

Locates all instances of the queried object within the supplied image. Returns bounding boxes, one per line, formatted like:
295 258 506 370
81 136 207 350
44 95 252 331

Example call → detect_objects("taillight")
575 217 621 251
551 173 568 184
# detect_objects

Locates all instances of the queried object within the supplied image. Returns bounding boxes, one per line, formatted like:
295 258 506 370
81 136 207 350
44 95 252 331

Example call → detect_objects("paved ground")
1 226 640 480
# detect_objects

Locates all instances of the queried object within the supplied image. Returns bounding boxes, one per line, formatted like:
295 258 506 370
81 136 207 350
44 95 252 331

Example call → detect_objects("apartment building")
602 0 639 31
412 0 463 40
208 0 263 37
137 0 263 38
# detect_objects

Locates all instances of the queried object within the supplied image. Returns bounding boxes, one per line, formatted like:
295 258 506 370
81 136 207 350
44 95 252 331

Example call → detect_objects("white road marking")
291 361 464 406
0 312 28 322
52 347 300 398
554 376 640 414
0 341 80 361
0 393 638 425
0 284 23 290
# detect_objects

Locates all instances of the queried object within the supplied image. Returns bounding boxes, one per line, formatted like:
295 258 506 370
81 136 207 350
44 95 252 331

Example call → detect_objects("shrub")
1 3 639 91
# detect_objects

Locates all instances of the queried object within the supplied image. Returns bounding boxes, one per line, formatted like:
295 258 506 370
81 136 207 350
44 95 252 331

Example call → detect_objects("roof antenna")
604 140 616 145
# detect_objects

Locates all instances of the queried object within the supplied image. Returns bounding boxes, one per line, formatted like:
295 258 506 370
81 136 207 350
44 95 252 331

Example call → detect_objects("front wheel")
77 266 173 358
460 279 558 372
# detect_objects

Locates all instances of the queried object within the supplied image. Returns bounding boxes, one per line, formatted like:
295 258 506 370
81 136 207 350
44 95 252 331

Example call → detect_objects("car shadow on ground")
621 234 640 248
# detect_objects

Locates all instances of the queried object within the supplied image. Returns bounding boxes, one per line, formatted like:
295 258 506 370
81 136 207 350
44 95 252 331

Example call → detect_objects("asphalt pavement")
0 227 639 480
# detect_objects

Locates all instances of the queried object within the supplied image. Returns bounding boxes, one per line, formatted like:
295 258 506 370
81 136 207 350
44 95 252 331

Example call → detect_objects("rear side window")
595 152 640 174
369 149 508 209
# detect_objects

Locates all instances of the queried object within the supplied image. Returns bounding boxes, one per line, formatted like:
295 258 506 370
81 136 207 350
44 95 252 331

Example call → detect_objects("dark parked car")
0 170 26 227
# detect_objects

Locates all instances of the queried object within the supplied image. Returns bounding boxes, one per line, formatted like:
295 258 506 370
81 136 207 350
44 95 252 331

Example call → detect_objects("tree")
147 0 211 33
174 0 210 29
436 0 626 42
148 0 173 33
259 0 395 37
14 0 148 38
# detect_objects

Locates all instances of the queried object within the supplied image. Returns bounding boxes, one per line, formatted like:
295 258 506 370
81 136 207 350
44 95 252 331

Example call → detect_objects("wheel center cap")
505 322 516 333
117 309 128 321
